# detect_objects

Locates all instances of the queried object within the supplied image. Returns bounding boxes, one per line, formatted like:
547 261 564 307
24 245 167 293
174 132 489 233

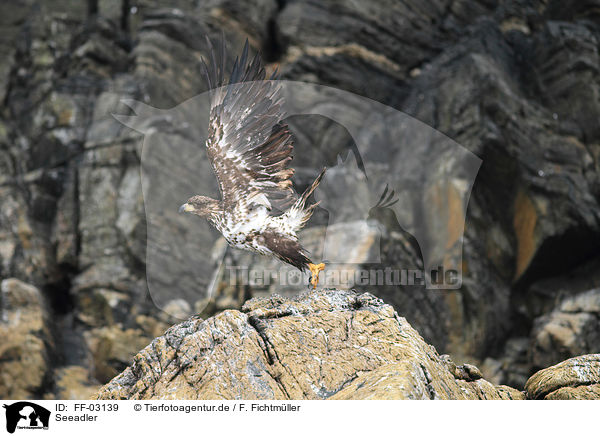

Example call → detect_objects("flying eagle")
179 39 326 288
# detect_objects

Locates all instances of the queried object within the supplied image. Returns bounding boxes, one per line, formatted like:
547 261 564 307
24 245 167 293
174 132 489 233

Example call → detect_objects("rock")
510 257 600 376
75 287 132 327
52 366 102 400
84 325 153 384
545 384 600 400
275 0 485 103
525 354 600 400
94 289 523 400
330 363 520 400
516 256 600 324
531 288 600 370
201 0 280 49
401 16 600 358
480 337 530 389
0 279 53 398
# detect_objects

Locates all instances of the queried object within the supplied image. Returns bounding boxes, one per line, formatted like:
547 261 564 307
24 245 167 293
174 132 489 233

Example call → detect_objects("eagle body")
217 212 308 270
188 167 324 271
180 39 325 277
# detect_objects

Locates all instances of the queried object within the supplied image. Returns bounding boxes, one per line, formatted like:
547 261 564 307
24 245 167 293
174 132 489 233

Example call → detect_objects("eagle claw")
308 263 325 289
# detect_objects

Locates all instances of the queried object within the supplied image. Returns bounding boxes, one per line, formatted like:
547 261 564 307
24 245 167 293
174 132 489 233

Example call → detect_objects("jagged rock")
525 354 600 400
0 279 53 398
530 289 600 370
94 289 523 400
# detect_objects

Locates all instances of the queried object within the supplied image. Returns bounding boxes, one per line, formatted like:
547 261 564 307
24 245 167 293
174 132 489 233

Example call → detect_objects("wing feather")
202 37 295 215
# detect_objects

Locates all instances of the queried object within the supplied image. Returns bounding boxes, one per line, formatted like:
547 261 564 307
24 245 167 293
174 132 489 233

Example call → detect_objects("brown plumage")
179 38 326 286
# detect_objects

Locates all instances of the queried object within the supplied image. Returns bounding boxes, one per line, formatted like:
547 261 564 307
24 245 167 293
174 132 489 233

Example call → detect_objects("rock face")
1 0 600 399
94 289 523 400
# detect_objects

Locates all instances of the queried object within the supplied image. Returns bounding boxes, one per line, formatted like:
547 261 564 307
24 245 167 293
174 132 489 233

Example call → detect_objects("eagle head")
179 195 221 218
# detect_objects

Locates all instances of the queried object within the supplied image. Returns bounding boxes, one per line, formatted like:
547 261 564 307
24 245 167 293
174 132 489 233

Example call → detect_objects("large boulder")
94 289 523 400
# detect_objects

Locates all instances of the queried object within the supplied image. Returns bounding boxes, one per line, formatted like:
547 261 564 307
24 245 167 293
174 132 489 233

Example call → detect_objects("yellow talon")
308 263 325 289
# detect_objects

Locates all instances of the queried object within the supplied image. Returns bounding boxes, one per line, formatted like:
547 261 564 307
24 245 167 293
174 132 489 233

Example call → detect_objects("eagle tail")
287 167 326 231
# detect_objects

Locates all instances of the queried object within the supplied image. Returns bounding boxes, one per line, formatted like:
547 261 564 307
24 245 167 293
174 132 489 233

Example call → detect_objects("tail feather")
287 167 326 231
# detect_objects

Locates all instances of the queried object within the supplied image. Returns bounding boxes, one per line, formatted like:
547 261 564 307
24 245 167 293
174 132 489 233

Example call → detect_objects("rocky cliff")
1 0 600 399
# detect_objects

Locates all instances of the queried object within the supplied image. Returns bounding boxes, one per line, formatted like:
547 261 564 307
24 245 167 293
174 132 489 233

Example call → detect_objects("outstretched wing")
202 38 295 215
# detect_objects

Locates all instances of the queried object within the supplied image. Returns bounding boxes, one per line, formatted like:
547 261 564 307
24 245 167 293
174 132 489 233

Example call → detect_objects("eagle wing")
202 39 295 215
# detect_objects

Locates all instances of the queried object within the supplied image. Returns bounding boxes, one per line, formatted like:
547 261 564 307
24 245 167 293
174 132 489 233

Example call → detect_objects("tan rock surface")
329 362 523 400
95 289 523 400
545 384 600 400
525 354 600 399
0 279 53 398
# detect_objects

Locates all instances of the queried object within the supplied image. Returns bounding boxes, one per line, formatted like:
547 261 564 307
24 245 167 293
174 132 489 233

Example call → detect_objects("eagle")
179 39 326 288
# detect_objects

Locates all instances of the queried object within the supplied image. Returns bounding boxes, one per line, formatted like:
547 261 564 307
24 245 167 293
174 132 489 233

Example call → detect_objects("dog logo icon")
3 402 50 433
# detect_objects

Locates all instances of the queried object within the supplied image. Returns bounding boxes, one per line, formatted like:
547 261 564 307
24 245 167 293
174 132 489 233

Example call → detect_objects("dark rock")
531 288 600 370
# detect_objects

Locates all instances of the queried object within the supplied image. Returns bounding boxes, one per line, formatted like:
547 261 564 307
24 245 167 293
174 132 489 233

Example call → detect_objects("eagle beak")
179 203 194 213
